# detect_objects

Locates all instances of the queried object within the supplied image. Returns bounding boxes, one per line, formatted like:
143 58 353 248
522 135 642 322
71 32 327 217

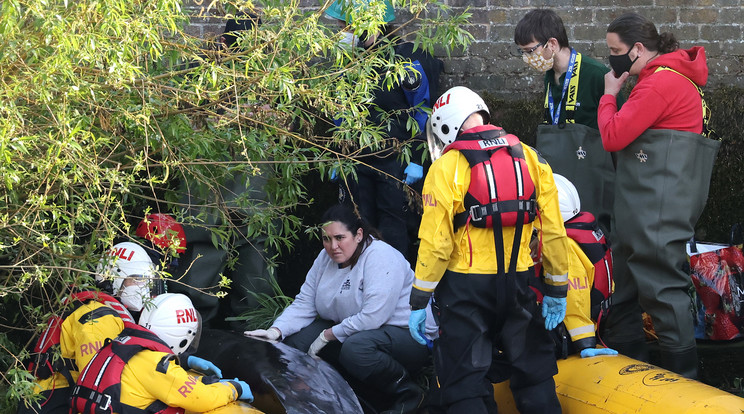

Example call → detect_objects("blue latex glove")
187 355 222 378
220 379 253 402
541 296 567 331
404 163 423 185
408 309 427 346
330 167 339 182
580 347 619 358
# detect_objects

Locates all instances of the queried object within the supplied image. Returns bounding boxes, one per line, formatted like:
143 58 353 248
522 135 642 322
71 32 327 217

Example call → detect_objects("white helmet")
96 241 161 312
138 293 201 356
554 174 581 222
426 86 490 161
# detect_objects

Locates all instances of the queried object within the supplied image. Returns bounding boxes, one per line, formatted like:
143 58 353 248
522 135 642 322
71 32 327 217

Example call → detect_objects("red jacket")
598 46 708 151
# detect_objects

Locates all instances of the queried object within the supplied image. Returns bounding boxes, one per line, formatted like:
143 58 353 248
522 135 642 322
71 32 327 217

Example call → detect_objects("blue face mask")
608 46 639 77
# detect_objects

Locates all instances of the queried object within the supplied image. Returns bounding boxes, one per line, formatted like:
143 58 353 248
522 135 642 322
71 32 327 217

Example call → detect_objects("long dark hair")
607 12 679 54
321 204 381 269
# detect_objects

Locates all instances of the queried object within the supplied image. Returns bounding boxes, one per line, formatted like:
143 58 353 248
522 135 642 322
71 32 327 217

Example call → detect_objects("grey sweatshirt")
273 239 435 342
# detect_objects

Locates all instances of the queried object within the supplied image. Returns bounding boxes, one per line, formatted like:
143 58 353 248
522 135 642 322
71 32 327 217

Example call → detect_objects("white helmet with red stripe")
426 86 490 161
138 293 201 356
96 241 161 312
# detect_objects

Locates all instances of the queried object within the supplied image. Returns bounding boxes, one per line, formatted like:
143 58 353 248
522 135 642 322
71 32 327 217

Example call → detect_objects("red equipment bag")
688 224 744 341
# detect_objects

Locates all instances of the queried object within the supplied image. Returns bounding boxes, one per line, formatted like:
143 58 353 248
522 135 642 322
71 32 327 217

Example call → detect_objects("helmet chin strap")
426 121 444 162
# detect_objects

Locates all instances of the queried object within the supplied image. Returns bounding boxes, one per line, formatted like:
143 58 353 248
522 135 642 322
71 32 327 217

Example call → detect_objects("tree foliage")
0 0 471 408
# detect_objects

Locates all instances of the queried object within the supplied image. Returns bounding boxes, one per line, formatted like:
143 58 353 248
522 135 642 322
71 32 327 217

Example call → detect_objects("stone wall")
185 1 744 98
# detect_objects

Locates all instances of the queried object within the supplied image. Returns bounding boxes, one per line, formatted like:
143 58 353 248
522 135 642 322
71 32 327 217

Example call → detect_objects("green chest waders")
173 171 274 326
536 123 615 239
610 129 720 349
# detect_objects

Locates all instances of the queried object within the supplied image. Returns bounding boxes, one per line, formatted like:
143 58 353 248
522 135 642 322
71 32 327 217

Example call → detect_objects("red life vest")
564 211 613 322
444 127 537 274
70 324 184 414
29 291 135 383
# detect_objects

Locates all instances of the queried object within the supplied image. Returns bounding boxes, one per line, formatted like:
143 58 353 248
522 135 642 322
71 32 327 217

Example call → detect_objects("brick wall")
185 1 744 98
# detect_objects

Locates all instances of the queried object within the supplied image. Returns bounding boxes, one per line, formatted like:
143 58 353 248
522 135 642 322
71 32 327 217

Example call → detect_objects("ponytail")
607 12 679 54
657 32 679 54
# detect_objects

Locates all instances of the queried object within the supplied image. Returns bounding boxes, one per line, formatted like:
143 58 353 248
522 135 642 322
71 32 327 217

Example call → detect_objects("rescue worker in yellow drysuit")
544 174 617 358
70 293 255 414
408 86 570 414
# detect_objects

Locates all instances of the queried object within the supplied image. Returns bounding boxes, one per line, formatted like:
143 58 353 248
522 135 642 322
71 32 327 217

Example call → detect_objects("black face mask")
608 47 639 77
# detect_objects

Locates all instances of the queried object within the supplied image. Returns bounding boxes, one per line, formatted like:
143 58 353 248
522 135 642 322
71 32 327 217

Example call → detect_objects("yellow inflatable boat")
493 353 744 413
196 330 744 413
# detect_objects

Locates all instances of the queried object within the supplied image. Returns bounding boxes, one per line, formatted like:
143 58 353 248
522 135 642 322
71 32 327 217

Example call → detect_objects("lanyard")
545 49 581 125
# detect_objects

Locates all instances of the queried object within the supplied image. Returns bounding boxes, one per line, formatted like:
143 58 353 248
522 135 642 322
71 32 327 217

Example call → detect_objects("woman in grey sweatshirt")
246 204 435 414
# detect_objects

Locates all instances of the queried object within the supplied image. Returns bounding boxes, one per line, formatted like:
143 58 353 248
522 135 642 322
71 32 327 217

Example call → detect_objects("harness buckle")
99 394 112 411
469 205 488 222
600 297 612 313
523 200 537 220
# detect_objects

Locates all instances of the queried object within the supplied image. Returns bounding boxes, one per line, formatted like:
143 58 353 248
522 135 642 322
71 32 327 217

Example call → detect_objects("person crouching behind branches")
246 204 436 414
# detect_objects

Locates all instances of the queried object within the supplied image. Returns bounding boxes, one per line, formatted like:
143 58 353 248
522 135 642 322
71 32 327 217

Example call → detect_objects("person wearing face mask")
71 293 248 414
96 241 168 315
245 204 436 414
19 289 134 414
18 241 198 414
326 0 393 50
598 12 720 379
514 9 621 242
325 0 443 265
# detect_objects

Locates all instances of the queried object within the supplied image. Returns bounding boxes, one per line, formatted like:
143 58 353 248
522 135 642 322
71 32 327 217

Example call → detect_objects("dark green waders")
171 172 275 328
536 123 616 240
604 129 720 378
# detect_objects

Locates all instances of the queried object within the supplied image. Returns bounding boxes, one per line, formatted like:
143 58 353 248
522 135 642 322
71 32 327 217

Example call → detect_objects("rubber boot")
659 346 699 379
511 377 561 414
376 368 425 414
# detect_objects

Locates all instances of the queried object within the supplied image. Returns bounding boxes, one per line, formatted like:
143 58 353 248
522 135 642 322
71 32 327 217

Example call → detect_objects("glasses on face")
519 42 547 55
509 41 548 58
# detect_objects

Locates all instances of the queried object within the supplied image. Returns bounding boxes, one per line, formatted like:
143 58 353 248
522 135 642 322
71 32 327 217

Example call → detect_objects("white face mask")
120 282 150 312
338 31 358 50
523 50 554 72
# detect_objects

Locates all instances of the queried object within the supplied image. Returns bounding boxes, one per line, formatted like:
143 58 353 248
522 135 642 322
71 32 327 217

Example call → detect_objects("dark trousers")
283 320 429 387
432 270 561 414
173 172 275 329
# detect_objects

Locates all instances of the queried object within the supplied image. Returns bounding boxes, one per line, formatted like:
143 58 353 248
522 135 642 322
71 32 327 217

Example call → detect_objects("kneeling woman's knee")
338 331 380 371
